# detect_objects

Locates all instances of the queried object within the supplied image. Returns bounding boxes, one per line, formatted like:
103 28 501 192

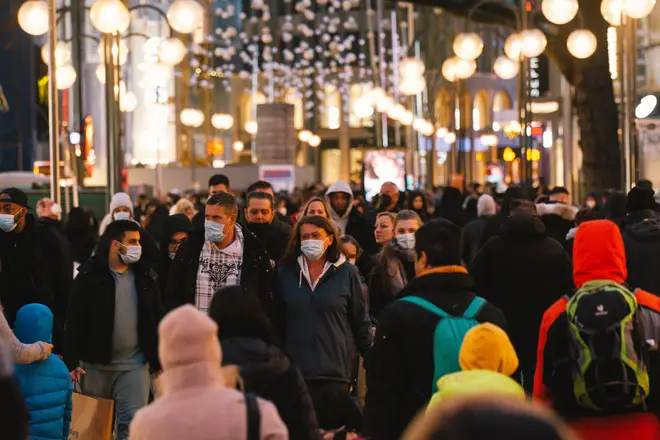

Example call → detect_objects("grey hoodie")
325 180 354 235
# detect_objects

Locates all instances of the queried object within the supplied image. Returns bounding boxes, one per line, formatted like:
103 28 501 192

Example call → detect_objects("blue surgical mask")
113 211 131 221
301 238 328 261
0 213 17 232
396 233 416 250
205 220 225 243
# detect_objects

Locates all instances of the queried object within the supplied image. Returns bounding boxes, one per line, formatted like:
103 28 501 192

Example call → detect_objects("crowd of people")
2 175 660 439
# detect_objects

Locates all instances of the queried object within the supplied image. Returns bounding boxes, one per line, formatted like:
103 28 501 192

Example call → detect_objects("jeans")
82 365 150 440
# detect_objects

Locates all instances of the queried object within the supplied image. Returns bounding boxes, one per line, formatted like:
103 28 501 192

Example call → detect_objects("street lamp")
541 0 579 25
494 55 520 79
308 135 321 148
298 129 313 143
89 0 131 34
453 33 484 61
601 0 623 26
567 29 598 59
17 0 49 36
520 29 547 58
623 0 656 19
55 64 77 90
41 41 71 66
504 33 522 60
245 121 258 135
211 113 234 130
167 0 204 34
180 108 205 128
158 37 188 66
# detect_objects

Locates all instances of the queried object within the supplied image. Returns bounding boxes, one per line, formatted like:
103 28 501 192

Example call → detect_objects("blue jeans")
82 365 150 440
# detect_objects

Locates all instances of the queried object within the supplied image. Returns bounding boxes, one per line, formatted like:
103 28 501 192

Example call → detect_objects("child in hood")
428 323 524 410
13 304 72 440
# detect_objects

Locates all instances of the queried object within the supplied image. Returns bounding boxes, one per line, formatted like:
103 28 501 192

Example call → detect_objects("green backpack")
398 296 486 393
566 280 650 410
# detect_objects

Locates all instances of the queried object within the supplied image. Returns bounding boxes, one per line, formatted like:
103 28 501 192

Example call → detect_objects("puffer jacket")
14 304 72 440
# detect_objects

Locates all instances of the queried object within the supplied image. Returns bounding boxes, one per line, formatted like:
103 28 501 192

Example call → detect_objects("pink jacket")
130 305 288 440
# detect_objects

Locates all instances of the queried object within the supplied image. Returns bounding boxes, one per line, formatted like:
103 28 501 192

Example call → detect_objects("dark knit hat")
626 186 656 213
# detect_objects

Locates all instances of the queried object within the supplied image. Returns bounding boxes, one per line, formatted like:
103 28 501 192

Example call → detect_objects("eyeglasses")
169 238 188 247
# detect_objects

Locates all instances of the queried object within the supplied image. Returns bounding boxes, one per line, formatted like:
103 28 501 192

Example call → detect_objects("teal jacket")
14 304 72 440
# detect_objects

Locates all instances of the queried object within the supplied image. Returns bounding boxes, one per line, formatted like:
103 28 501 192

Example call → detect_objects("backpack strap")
462 297 486 319
245 393 260 440
399 296 450 318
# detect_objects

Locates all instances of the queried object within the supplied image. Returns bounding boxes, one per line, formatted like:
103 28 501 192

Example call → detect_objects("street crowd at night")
3 177 660 440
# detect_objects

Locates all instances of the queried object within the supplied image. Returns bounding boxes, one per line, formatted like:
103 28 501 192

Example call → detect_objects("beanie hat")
459 323 519 376
626 186 656 213
477 194 496 217
158 305 222 369
109 192 133 214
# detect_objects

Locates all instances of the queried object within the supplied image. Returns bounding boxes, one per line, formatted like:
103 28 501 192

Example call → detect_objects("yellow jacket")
428 370 525 411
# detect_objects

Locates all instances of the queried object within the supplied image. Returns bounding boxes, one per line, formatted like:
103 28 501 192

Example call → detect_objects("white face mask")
50 203 62 216
113 211 131 221
396 233 416 250
0 213 17 232
585 200 596 209
278 207 287 216
301 238 328 261
118 243 142 264
349 258 357 265
169 252 176 260
205 220 225 243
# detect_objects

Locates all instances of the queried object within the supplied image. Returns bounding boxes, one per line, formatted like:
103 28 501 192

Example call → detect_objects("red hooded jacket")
533 220 660 439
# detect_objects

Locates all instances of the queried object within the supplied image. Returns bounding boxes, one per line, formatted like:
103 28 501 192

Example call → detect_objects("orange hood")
573 220 627 288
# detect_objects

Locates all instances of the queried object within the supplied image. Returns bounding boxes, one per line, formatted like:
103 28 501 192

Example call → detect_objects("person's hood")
459 323 518 376
160 213 194 253
627 218 660 242
159 305 222 369
625 209 658 227
501 214 546 239
325 180 354 221
221 337 290 390
477 194 496 217
573 220 626 288
536 202 578 221
14 303 53 345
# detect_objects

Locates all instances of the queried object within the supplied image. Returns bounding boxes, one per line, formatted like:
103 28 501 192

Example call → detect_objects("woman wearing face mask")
274 216 372 434
156 214 194 298
368 210 422 320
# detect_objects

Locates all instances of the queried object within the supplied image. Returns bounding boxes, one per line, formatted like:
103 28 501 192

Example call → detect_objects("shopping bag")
68 392 114 440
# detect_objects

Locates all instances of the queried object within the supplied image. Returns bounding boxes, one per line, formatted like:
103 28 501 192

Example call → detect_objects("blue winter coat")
14 304 72 440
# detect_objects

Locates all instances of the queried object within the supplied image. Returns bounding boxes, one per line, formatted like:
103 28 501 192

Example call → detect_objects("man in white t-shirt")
164 192 275 314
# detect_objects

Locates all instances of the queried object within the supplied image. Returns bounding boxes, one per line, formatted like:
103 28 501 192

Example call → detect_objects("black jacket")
64 227 97 265
243 218 292 264
363 270 506 440
461 215 491 265
221 337 320 440
64 255 163 372
538 202 577 249
0 214 72 354
345 209 378 257
164 225 274 313
274 259 372 383
470 215 573 369
623 210 660 296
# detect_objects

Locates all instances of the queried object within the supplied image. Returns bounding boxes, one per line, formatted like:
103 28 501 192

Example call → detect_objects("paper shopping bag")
68 392 114 440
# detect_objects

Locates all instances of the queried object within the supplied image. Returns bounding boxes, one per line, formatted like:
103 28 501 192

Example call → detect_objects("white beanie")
477 194 496 217
109 192 132 213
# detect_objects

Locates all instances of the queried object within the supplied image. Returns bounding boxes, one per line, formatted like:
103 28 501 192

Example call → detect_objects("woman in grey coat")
274 215 373 433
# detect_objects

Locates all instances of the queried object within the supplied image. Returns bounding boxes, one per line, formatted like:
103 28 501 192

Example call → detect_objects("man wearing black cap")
0 188 72 354
536 186 578 248
622 186 660 295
